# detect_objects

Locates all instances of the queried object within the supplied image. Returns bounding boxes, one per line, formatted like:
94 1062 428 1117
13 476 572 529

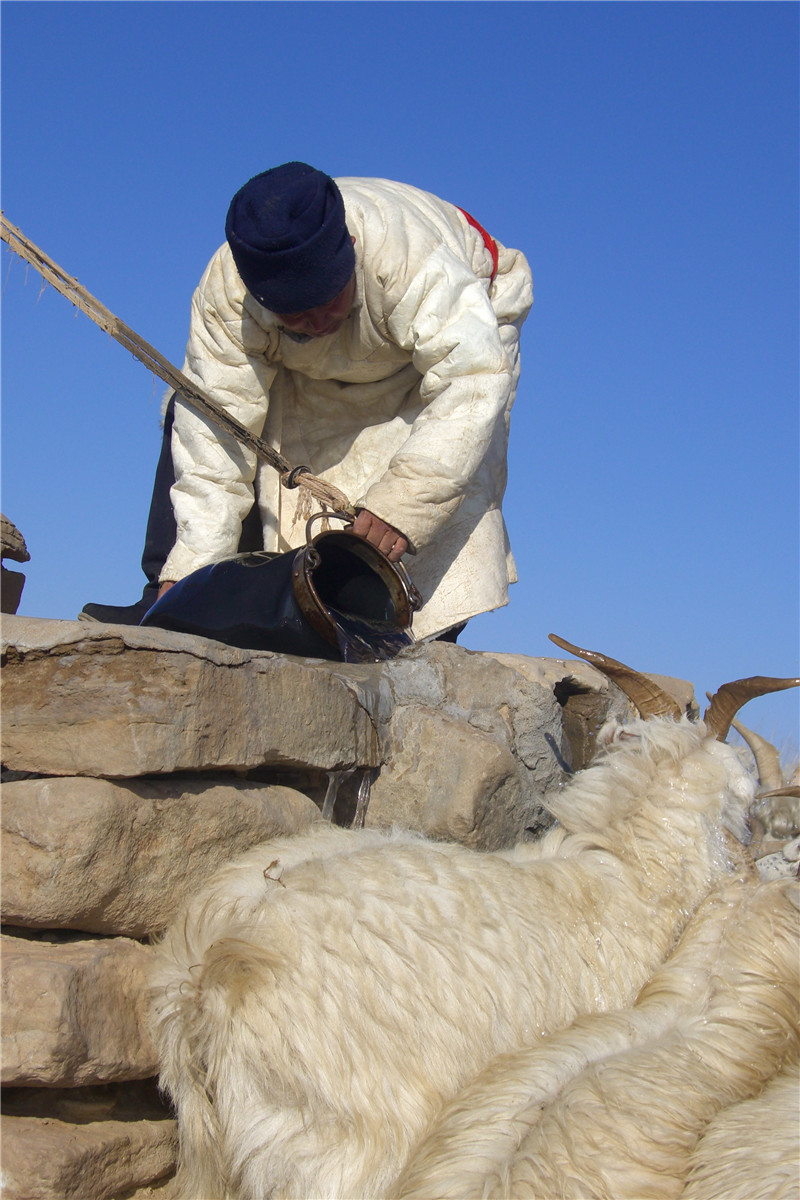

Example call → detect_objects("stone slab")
1 566 25 615
1 616 379 776
2 775 322 936
0 1113 176 1200
0 617 677 855
1 934 156 1086
367 704 523 848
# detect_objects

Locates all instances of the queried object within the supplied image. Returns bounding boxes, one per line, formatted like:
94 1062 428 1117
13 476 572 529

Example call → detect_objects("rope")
0 214 354 516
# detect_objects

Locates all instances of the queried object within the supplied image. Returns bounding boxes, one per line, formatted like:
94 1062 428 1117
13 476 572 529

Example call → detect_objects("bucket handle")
303 511 423 613
303 510 355 546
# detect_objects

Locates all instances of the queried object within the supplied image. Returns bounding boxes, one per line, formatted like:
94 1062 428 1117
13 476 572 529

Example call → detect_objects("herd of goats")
148 635 800 1200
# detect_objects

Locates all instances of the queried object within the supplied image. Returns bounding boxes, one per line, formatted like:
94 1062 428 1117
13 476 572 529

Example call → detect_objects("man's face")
274 274 356 339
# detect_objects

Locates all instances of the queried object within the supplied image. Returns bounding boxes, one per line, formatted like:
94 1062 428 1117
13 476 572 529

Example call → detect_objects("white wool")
149 715 758 1200
680 1062 800 1200
392 878 800 1200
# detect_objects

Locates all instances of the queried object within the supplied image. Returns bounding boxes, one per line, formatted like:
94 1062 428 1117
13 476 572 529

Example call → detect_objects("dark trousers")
140 395 262 593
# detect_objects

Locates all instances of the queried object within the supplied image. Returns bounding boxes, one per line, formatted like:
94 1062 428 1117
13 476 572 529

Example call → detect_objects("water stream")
328 607 415 663
321 765 377 827
351 769 377 829
321 768 357 822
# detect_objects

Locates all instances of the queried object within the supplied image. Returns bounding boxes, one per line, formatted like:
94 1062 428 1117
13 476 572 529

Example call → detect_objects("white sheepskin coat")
162 177 533 639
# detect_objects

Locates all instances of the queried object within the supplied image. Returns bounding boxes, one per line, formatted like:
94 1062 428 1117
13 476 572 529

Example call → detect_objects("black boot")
78 582 161 626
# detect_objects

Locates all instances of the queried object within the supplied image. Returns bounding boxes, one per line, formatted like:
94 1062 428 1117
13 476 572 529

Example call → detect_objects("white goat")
680 1060 800 1200
391 875 799 1200
149 639 798 1200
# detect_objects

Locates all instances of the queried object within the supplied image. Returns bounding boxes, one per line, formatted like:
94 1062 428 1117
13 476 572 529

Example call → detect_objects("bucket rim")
291 528 417 649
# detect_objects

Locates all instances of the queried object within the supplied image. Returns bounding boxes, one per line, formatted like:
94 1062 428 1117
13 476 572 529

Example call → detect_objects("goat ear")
720 803 752 847
595 721 623 752
719 827 757 884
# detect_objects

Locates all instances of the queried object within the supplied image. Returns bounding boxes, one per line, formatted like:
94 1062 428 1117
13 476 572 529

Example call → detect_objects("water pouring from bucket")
141 512 421 663
292 513 421 662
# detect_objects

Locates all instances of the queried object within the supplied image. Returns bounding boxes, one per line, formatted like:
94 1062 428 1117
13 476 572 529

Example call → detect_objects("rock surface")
1 617 628 853
2 776 322 936
355 644 578 846
368 703 523 846
1 617 379 777
0 1113 176 1200
1 934 157 1086
0 517 30 615
0 514 30 563
1 566 26 615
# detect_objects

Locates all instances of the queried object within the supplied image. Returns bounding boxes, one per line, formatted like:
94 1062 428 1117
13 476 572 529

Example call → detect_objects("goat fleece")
149 715 757 1200
392 876 799 1200
680 1061 800 1200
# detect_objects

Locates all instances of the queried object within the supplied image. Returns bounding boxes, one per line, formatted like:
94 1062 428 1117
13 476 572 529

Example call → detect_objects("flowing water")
328 607 415 663
321 766 376 827
321 768 357 821
315 589 410 827
351 769 377 829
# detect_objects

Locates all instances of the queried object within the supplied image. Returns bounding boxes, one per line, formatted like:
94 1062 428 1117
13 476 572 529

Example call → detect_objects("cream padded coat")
163 177 533 640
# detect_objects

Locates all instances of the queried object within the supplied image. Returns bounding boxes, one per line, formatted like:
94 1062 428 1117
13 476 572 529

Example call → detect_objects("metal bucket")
292 512 421 652
141 511 421 661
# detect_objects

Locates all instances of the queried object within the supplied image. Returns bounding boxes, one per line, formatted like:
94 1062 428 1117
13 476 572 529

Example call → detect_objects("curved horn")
756 785 800 800
548 634 682 720
703 677 800 743
730 717 784 791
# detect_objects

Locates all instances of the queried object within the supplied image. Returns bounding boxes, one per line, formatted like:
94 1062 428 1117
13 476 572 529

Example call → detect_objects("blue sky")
2 1 798 756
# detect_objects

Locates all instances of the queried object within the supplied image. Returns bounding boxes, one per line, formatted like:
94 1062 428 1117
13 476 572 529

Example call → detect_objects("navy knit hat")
225 162 355 312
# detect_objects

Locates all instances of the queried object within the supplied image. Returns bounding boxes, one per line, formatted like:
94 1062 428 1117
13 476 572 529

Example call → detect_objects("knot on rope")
282 464 313 489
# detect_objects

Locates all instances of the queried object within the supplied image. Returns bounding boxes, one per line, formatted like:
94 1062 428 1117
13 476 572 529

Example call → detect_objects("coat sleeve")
359 243 524 553
160 250 278 583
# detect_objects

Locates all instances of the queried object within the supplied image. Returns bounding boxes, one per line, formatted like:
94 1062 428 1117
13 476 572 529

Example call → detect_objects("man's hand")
157 581 175 600
350 510 409 562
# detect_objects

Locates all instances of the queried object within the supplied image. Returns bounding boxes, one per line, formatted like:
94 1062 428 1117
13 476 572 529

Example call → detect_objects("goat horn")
703 677 800 742
548 634 683 720
755 785 800 800
730 716 784 791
